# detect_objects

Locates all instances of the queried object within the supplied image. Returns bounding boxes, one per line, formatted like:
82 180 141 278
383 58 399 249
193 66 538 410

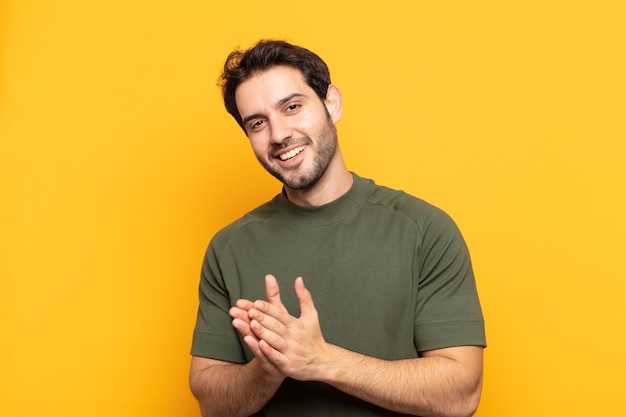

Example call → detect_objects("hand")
229 302 279 380
245 274 330 381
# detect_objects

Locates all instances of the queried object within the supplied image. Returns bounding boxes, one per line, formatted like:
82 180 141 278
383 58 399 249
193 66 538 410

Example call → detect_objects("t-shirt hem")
415 319 486 351
190 330 246 363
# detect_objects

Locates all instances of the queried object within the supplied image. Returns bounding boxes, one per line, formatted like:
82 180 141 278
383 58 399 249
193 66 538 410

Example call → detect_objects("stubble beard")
258 117 338 191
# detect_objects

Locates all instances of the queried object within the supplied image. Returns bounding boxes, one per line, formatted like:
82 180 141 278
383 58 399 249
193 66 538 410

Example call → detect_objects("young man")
190 40 486 417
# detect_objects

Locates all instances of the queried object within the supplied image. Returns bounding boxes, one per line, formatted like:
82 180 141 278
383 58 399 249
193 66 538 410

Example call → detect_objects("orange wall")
2 1 625 416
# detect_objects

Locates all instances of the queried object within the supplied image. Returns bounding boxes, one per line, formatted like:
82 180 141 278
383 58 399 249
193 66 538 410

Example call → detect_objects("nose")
269 116 293 144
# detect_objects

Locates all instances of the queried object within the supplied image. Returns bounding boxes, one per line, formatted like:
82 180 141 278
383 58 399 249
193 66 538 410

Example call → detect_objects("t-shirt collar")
274 172 371 225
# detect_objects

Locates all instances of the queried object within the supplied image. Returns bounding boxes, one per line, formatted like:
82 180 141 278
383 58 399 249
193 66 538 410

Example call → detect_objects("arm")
189 273 293 417
315 345 483 417
243 275 483 417
189 356 284 417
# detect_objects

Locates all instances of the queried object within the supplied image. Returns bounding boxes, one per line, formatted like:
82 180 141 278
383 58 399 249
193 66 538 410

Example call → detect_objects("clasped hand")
229 274 329 381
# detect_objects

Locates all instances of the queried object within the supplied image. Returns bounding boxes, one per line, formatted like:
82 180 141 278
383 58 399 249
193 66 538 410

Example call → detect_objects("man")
190 40 486 417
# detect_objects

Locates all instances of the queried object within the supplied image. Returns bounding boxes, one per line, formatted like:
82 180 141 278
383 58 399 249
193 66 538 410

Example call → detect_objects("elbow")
188 391 214 417
422 385 482 417
436 376 482 417
188 370 203 403
462 390 482 417
437 394 480 417
453 382 482 417
456 361 483 417
189 371 213 417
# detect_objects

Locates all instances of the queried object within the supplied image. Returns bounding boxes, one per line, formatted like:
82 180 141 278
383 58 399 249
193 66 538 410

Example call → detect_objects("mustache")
270 137 312 154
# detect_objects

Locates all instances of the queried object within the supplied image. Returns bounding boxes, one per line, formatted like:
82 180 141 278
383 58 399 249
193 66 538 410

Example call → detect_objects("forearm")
189 357 284 417
243 277 483 416
317 345 483 417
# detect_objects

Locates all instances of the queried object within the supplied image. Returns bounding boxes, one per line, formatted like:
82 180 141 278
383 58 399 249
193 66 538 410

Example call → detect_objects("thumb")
294 277 317 317
264 274 283 306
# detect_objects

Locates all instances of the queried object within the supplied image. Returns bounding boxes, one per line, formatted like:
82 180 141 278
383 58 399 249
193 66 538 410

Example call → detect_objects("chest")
221 216 421 358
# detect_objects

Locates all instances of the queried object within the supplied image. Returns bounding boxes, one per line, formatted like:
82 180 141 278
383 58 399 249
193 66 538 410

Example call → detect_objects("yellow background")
2 0 625 416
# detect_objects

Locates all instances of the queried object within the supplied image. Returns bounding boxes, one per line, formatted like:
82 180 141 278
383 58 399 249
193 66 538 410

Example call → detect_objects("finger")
229 306 251 322
249 298 293 336
264 274 283 306
249 314 287 351
258 338 287 366
230 309 252 335
250 309 287 338
294 277 317 317
247 337 284 376
243 334 261 351
235 299 255 310
231 317 253 336
255 275 289 319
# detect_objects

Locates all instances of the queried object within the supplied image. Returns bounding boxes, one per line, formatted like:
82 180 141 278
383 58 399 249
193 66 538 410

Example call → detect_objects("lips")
277 145 307 161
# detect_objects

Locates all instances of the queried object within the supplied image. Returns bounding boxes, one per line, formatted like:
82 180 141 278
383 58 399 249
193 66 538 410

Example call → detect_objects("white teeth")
279 146 306 161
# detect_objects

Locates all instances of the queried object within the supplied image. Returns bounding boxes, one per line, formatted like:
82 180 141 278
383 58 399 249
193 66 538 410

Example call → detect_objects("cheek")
296 113 325 134
248 138 268 157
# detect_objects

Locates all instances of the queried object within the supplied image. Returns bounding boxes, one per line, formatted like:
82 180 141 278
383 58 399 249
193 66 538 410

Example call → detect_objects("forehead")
235 66 315 115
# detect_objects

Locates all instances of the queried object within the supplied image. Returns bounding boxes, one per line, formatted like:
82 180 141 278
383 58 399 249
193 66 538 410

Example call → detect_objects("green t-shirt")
191 173 485 416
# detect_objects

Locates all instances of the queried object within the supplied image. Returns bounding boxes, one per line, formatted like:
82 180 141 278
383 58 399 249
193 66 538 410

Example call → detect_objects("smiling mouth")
278 146 307 161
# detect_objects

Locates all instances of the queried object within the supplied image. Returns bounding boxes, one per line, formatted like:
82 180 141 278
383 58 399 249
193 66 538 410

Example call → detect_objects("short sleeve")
413 210 486 352
190 241 247 363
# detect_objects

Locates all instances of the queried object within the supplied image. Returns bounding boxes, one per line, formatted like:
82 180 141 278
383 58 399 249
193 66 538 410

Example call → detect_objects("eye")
249 119 265 131
285 103 300 113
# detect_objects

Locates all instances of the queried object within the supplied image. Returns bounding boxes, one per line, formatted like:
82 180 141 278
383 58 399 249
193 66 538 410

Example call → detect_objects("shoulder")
209 195 282 250
363 179 457 232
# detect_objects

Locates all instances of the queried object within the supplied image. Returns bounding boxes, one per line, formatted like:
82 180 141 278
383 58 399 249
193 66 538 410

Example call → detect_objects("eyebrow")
242 93 307 126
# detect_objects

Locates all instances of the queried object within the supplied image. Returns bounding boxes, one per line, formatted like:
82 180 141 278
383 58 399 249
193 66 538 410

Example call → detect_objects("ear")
324 84 343 123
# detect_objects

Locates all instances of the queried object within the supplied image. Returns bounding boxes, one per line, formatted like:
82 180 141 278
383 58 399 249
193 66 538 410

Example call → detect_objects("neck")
284 157 353 208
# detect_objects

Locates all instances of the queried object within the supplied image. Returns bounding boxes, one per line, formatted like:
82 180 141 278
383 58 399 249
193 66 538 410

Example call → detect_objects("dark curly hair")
219 40 332 131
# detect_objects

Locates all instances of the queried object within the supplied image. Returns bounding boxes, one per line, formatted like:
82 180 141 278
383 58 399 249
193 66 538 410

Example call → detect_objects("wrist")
248 357 286 386
310 342 347 383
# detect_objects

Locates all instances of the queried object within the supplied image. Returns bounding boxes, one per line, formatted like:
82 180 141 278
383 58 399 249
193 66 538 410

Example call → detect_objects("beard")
257 114 338 191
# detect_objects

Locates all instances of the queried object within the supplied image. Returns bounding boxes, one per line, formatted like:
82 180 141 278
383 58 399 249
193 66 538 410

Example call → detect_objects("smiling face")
235 65 343 192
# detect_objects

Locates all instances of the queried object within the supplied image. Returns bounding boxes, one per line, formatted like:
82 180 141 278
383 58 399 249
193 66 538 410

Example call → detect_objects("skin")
189 65 484 417
235 65 353 207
